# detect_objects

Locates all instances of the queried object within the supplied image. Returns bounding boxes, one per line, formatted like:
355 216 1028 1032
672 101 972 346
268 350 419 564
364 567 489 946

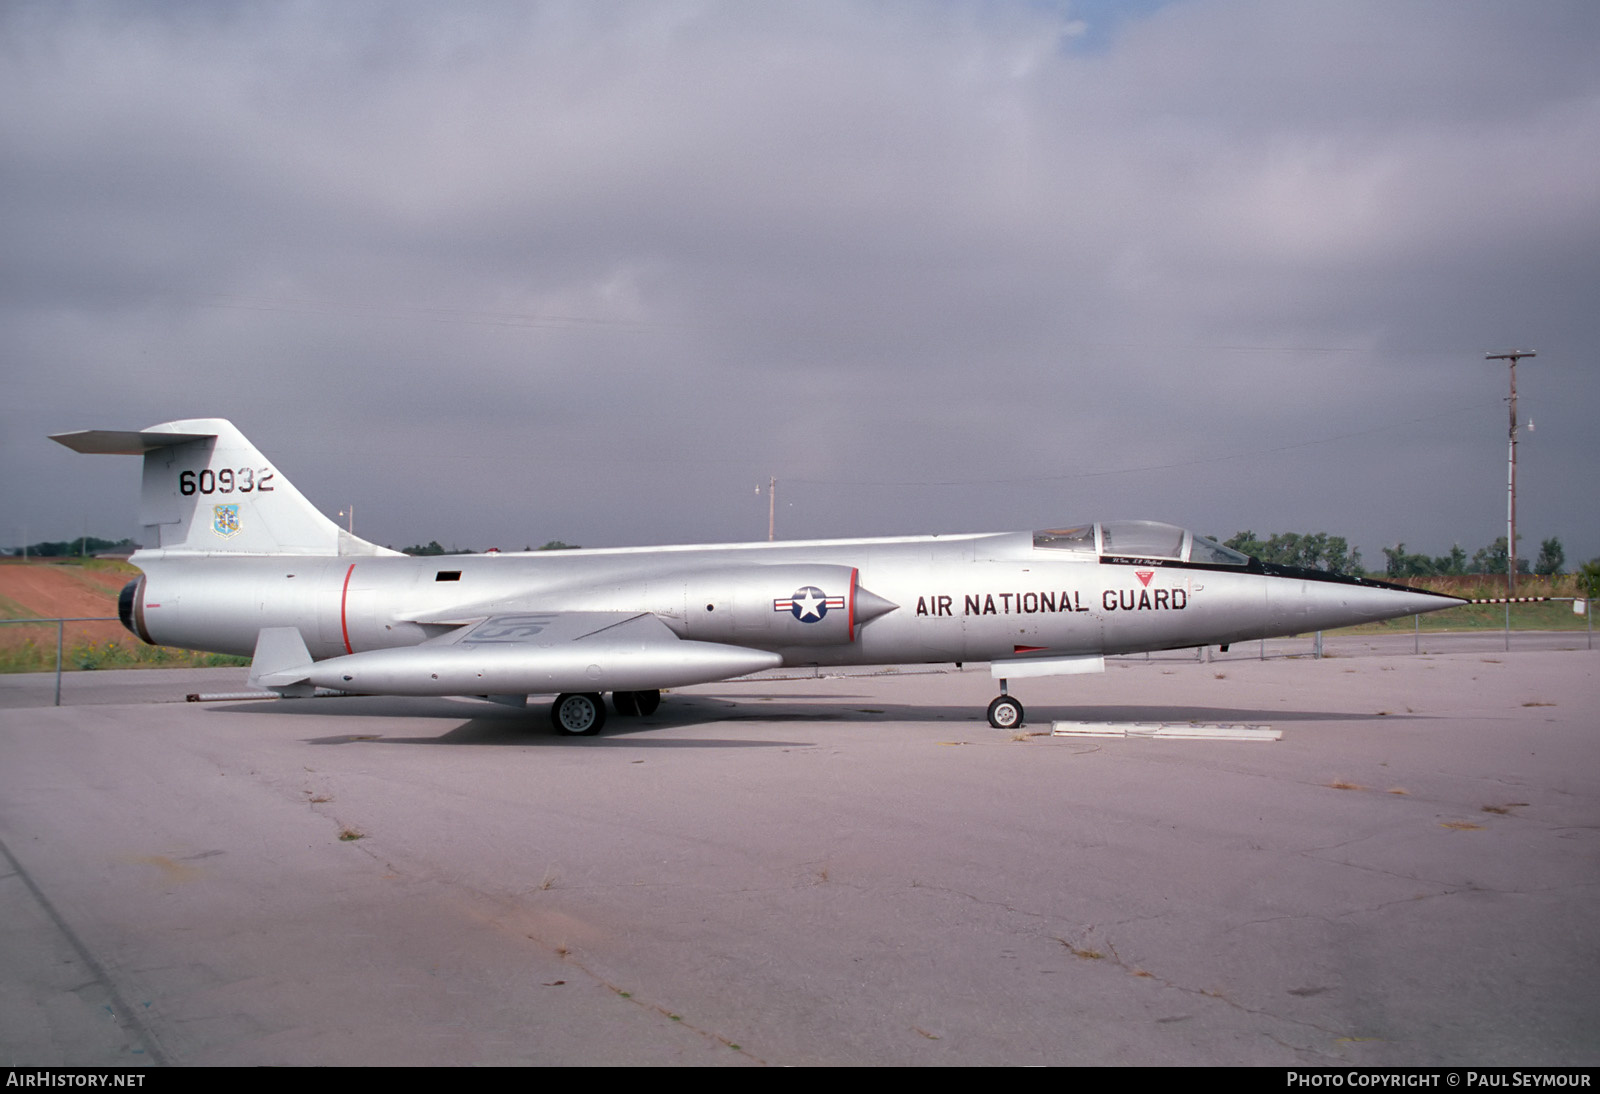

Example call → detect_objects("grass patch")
0 593 38 620
0 635 248 673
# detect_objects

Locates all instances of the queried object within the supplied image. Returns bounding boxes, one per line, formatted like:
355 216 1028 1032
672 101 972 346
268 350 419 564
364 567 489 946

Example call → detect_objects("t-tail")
50 418 399 559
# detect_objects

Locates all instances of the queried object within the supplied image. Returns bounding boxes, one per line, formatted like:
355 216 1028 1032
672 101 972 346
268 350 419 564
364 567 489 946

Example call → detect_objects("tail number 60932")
179 467 274 495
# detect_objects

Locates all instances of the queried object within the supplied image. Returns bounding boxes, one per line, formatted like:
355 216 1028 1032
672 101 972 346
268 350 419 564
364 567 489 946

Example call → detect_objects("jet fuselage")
123 529 1447 669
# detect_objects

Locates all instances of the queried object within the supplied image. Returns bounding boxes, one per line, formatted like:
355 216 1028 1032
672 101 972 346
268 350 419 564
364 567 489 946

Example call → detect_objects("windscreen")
1188 535 1251 566
1098 521 1186 559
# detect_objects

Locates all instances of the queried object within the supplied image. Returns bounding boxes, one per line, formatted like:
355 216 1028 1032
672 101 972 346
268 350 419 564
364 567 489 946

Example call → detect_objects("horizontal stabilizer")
50 427 218 455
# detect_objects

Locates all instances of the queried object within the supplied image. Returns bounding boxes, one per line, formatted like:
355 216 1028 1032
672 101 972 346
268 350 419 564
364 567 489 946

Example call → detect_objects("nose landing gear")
986 678 1025 729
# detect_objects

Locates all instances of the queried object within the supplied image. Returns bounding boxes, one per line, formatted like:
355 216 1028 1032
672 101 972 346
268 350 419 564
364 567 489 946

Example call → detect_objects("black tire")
613 691 640 716
635 689 661 716
986 695 1024 730
551 692 607 736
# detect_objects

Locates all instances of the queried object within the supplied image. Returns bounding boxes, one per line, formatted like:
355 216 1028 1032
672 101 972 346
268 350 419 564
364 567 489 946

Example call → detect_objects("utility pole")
767 477 776 542
1486 350 1534 595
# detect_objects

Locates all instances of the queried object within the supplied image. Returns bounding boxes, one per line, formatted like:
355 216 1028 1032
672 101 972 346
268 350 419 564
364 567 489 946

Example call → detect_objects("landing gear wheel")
987 695 1025 730
635 689 661 716
613 691 640 716
551 692 607 736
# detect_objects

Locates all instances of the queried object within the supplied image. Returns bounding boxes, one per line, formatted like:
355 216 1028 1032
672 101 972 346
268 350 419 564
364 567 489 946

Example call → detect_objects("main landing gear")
611 689 661 717
549 689 663 736
986 678 1025 729
550 692 606 736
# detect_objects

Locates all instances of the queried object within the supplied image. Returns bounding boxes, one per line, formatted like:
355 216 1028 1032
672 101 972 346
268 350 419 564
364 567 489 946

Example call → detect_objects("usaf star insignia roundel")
773 586 846 622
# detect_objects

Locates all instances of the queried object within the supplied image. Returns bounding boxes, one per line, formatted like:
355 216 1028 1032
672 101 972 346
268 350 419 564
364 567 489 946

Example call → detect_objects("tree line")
3 536 138 558
1221 531 1363 576
1380 535 1565 578
1216 530 1591 593
397 540 579 555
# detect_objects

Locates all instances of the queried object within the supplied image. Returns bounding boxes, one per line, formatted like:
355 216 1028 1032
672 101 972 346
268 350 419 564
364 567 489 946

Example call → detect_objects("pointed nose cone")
1265 568 1466 633
854 585 899 625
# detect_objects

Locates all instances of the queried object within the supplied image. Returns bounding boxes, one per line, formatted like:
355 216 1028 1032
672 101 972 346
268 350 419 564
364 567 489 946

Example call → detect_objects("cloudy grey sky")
5 0 1597 564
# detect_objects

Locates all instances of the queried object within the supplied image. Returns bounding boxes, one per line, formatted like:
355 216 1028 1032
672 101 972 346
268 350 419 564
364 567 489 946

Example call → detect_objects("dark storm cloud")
4 1 1596 563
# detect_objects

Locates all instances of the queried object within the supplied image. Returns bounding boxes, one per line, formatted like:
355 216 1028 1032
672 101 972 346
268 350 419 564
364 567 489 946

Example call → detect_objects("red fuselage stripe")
340 563 356 654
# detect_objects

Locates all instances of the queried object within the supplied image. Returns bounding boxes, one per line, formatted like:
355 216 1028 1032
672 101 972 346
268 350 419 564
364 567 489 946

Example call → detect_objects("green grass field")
0 632 250 673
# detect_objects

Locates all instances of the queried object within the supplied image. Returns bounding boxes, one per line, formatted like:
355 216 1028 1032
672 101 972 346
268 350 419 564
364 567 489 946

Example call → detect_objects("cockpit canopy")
1033 521 1251 566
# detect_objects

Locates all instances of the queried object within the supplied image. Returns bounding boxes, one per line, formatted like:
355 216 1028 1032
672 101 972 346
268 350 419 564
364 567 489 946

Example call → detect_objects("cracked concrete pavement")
1 649 1595 1065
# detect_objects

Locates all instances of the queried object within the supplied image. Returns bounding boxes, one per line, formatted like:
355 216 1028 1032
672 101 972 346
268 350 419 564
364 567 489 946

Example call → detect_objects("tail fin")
50 418 398 558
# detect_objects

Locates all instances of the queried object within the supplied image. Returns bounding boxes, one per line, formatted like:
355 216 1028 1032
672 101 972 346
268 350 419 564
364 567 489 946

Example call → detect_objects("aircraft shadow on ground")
211 693 823 748
203 692 1409 747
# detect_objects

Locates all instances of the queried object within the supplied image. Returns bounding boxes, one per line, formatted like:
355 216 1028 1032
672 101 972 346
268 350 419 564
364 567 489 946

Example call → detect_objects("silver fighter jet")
53 419 1464 734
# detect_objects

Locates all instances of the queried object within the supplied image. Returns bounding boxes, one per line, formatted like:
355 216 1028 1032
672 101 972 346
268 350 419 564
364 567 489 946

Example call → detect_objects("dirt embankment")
0 559 133 650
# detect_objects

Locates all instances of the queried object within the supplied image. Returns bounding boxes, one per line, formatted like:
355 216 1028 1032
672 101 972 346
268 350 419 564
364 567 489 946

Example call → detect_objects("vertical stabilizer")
50 418 399 558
